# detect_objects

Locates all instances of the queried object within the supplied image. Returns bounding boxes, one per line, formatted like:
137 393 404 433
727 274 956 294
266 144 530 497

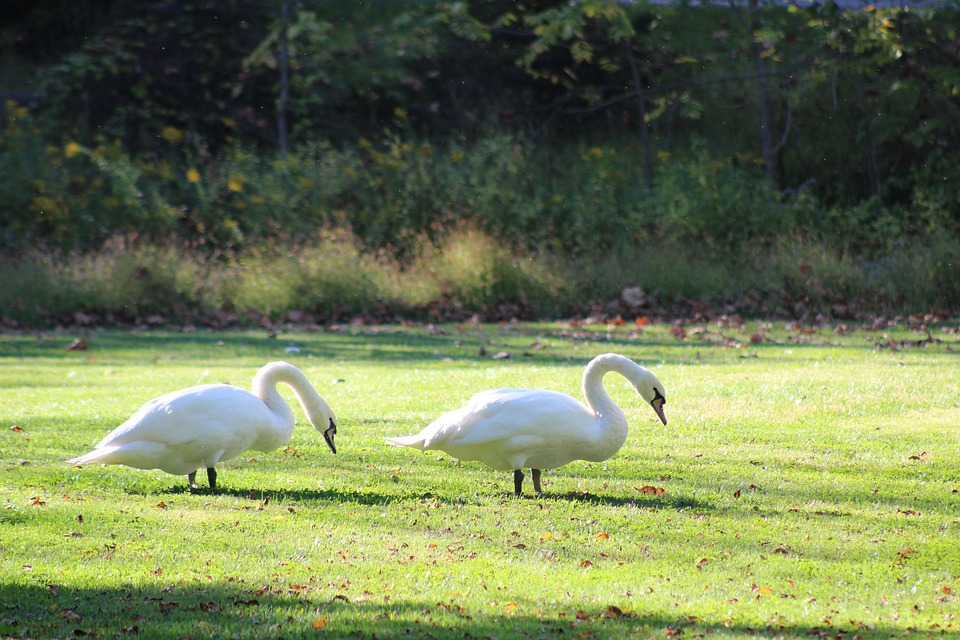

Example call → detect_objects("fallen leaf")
596 532 610 540
66 338 87 351
733 489 742 499
757 586 773 595
30 496 45 506
636 485 666 496
600 605 625 618
580 560 593 568
908 451 929 462
10 425 23 432
154 501 167 509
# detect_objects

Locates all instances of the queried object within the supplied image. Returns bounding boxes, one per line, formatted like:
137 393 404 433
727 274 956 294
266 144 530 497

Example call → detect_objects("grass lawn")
1 319 957 639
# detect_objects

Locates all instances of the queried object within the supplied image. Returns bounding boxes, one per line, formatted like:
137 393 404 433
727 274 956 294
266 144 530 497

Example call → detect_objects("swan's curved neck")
252 362 335 432
582 354 632 418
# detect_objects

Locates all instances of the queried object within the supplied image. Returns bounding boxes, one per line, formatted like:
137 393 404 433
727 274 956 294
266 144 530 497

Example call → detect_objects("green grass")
1 321 958 639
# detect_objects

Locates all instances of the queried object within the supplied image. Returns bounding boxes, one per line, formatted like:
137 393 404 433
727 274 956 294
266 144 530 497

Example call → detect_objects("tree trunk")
278 0 290 158
626 44 655 197
749 0 776 186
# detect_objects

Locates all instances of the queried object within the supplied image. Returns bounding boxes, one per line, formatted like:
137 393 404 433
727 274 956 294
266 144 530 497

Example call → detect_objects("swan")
387 353 667 496
68 361 338 490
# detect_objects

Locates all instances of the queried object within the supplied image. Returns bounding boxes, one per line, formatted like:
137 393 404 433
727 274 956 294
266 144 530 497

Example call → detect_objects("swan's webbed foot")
513 469 524 496
532 468 542 494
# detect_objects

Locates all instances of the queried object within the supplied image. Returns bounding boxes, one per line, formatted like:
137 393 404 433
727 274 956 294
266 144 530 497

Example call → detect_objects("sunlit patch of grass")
1 321 958 638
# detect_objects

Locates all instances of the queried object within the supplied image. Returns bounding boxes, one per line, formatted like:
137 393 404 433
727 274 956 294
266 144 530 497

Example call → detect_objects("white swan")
68 361 338 490
387 353 667 496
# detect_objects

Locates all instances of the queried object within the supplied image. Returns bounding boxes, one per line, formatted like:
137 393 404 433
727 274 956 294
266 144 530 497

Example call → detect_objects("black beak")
323 418 337 454
651 389 667 426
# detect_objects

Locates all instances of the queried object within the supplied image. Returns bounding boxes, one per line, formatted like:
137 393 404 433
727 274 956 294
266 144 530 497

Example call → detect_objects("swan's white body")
68 361 338 489
388 353 667 495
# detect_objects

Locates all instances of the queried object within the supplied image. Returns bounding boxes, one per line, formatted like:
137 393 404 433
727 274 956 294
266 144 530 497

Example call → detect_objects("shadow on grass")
158 483 472 508
155 482 709 511
0 581 927 640
1 324 807 367
549 490 712 511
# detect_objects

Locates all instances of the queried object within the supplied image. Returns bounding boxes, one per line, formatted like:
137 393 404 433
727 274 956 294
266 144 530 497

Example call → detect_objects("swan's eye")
653 388 666 405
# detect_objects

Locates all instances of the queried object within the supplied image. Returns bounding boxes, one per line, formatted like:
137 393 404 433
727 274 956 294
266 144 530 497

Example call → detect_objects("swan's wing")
95 384 267 449
420 388 593 449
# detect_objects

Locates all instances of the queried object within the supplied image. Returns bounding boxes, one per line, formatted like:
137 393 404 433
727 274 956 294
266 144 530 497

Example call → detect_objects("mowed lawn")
0 320 957 639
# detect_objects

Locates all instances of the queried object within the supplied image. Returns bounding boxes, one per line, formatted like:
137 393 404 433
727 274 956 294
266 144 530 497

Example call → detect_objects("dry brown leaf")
636 485 666 496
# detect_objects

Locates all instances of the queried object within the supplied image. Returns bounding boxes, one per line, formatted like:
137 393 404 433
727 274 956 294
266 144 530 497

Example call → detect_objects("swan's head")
632 368 667 426
322 417 337 454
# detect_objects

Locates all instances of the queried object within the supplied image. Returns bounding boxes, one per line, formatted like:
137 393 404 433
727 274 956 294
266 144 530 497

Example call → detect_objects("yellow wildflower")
160 126 183 143
227 176 242 192
65 142 81 159
583 147 604 160
186 168 201 183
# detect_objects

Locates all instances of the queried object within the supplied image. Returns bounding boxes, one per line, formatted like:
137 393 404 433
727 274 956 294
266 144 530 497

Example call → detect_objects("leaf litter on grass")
1 322 959 638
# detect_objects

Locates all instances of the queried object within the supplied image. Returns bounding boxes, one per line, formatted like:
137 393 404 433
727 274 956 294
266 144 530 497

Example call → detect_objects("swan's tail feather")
385 434 427 450
68 447 121 466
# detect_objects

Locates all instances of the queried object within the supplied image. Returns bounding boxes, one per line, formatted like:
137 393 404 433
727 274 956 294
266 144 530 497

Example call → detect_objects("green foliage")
416 225 568 316
4 0 960 321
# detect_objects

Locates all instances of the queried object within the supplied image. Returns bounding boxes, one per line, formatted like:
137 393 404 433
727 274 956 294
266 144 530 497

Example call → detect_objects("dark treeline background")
2 0 959 324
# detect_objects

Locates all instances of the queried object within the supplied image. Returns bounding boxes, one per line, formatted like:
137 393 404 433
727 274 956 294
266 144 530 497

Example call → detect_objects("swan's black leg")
532 469 542 494
207 467 217 490
188 471 199 489
513 469 524 496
